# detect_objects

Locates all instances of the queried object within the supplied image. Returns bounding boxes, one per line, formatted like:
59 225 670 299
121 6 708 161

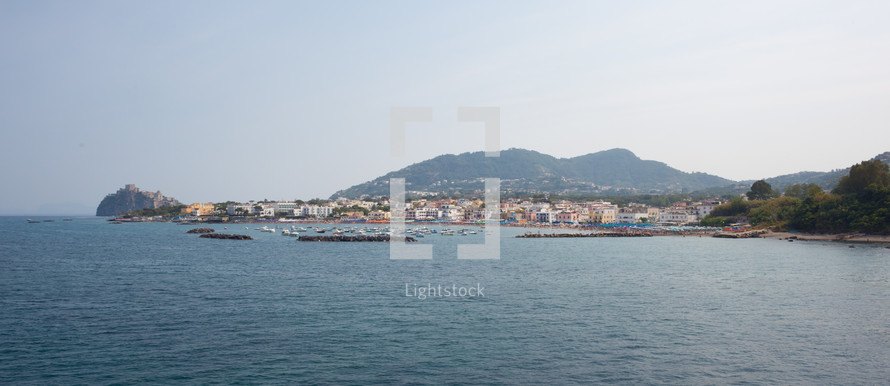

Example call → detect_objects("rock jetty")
516 232 652 238
199 233 253 240
298 235 417 242
186 227 215 234
712 230 767 239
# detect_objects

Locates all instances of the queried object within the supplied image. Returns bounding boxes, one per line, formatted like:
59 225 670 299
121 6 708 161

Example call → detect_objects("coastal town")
135 196 724 227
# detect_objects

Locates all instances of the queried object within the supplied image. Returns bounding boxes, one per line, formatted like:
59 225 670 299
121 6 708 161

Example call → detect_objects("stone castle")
95 184 181 216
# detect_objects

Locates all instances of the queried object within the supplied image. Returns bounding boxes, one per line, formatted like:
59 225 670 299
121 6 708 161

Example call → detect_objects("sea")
2 216 890 384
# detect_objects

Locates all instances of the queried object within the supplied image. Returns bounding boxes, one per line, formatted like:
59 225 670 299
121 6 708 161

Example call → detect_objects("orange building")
181 203 215 216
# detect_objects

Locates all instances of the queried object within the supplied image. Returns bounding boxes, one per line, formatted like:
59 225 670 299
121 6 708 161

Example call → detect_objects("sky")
1 0 889 215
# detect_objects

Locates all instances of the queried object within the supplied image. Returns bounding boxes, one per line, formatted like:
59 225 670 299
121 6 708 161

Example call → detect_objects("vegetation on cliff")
122 205 186 218
702 160 890 234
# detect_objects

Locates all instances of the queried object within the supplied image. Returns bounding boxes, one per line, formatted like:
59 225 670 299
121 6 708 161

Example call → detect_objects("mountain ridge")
331 148 733 198
332 149 890 199
761 151 890 191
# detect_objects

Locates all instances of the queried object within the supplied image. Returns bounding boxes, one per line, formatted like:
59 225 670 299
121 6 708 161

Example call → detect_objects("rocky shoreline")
761 231 890 244
712 230 768 239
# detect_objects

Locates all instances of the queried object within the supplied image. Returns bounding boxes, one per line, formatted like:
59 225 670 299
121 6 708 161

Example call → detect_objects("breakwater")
516 232 652 238
199 233 253 240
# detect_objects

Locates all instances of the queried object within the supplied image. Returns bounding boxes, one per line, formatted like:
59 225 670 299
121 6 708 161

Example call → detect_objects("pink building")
555 212 579 223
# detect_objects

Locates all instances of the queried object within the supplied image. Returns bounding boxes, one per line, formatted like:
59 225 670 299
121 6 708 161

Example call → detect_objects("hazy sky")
2 0 889 215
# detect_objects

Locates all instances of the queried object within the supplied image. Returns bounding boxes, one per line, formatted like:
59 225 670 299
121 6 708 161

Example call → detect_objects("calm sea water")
2 217 890 384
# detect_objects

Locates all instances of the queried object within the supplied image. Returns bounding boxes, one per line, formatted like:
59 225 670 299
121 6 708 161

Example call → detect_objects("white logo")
389 107 501 260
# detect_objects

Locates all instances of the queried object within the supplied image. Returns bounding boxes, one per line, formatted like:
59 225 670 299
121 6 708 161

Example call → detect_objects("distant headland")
96 184 181 216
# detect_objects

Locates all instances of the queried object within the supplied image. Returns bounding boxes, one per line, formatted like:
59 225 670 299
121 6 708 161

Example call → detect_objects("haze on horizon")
1 1 889 215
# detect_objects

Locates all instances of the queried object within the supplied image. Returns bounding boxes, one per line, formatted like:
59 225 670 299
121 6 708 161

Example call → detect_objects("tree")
746 180 778 201
833 159 890 196
784 183 822 199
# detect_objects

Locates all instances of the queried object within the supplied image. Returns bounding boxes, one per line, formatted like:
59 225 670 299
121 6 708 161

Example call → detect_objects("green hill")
331 148 733 198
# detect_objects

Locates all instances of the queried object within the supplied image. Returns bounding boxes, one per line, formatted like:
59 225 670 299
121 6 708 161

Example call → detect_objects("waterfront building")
659 208 697 225
182 203 215 217
272 201 299 214
226 203 253 216
535 211 556 224
301 205 334 218
368 210 390 221
555 212 580 223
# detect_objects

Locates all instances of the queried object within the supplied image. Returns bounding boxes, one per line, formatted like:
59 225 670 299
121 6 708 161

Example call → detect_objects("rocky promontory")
186 228 215 234
96 184 181 216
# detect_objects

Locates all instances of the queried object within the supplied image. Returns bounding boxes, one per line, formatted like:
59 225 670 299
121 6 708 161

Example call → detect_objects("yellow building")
368 210 391 221
181 203 215 216
590 208 616 224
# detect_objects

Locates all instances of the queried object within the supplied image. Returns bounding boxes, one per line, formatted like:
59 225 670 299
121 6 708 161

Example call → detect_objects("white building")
535 211 556 224
531 203 551 212
693 201 721 220
659 209 697 225
254 204 275 217
412 207 441 221
273 201 299 214
301 205 334 218
226 203 253 216
616 212 649 224
439 207 463 222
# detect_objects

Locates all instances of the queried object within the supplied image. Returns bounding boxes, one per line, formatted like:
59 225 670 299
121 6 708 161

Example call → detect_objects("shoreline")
760 231 890 244
115 217 890 245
